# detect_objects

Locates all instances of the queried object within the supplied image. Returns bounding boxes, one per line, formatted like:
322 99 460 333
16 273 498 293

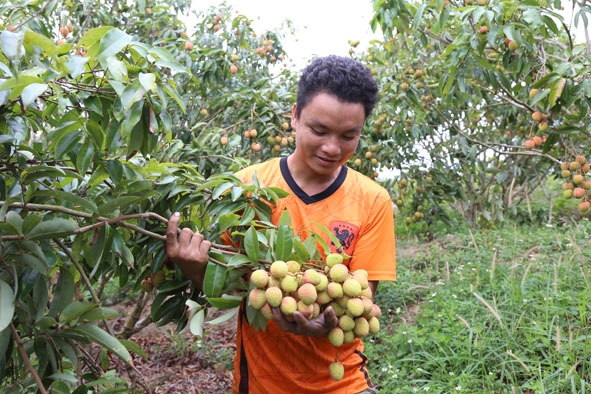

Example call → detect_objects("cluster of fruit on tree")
560 155 591 212
248 253 381 381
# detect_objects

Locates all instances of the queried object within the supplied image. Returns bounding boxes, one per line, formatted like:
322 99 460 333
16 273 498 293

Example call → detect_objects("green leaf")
20 165 66 185
21 82 48 106
96 29 132 64
33 190 97 214
243 226 259 264
0 30 24 59
203 262 227 298
206 296 243 310
96 195 146 216
59 301 96 325
80 307 120 322
274 224 293 262
0 281 15 332
4 210 23 236
206 307 239 325
189 308 205 336
26 218 79 241
292 238 310 262
48 267 75 318
227 254 252 268
73 324 132 363
119 338 148 359
548 78 566 107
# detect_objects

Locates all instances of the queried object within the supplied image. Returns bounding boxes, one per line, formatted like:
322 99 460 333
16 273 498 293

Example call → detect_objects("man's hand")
272 305 338 337
165 212 211 288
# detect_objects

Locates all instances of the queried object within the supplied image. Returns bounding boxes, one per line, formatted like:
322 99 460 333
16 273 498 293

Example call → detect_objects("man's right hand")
165 212 211 288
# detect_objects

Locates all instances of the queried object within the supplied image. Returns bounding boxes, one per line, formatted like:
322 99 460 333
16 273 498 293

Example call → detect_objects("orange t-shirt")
232 157 396 394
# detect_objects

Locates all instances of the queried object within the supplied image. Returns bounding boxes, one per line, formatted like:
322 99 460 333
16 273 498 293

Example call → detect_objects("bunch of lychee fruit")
560 155 591 212
248 253 381 381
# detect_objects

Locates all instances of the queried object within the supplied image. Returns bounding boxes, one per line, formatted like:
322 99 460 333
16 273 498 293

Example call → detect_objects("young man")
166 55 396 393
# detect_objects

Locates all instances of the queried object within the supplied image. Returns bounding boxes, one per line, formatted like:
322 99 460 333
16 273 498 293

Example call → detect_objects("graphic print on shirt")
330 220 359 256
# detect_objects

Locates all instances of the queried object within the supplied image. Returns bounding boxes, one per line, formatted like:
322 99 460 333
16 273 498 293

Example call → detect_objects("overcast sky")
188 0 380 69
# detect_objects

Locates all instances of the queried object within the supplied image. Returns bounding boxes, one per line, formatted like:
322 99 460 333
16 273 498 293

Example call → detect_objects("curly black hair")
295 55 378 120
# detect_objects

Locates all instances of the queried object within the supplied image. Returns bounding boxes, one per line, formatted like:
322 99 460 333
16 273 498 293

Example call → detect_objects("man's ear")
290 103 298 129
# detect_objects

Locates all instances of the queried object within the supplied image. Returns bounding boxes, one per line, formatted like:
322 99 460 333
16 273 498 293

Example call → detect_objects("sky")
188 0 381 68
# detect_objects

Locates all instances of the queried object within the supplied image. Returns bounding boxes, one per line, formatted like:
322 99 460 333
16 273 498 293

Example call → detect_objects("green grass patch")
366 220 591 393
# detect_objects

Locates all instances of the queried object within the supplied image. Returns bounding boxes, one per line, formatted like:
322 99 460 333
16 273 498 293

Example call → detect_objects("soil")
117 308 238 394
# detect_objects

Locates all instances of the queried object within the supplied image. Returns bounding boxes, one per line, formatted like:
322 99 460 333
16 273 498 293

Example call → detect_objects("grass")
366 219 591 393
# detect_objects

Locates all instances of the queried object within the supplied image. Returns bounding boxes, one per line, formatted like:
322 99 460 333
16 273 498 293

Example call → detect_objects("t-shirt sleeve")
348 191 396 282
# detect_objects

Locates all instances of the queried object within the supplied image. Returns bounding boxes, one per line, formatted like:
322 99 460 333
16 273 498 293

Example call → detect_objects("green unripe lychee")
248 288 267 309
327 282 344 299
328 327 344 347
265 286 283 308
280 296 297 316
329 301 345 317
315 273 329 291
286 260 301 273
297 300 315 319
329 264 349 283
343 278 362 297
270 260 288 279
298 283 318 305
329 361 345 381
346 297 365 317
316 290 332 305
337 295 350 309
260 303 274 320
339 314 355 331
343 329 355 344
360 296 374 316
250 269 269 289
302 269 322 286
351 271 369 290
360 286 373 299
353 317 370 338
326 253 344 268
368 316 380 334
280 275 298 293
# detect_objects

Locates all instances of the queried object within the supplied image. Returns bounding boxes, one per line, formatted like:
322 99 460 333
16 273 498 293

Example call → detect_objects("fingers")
166 212 181 258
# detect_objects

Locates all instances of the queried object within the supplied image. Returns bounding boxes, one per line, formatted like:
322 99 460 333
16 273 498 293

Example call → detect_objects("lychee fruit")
329 264 349 283
248 288 267 310
325 253 344 268
368 316 380 334
280 296 297 316
297 283 318 305
329 361 345 381
265 286 283 308
250 269 269 289
328 327 344 347
342 278 362 297
270 260 288 279
346 297 365 317
339 315 355 331
353 317 370 338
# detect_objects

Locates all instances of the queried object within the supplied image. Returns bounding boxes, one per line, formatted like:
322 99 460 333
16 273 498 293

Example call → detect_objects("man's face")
290 93 365 179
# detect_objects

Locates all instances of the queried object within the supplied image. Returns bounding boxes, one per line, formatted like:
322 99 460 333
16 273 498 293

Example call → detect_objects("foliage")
366 220 591 392
0 0 300 391
365 0 591 228
2 0 591 391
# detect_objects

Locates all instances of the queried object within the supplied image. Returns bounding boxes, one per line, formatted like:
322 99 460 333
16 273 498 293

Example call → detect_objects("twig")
10 323 48 394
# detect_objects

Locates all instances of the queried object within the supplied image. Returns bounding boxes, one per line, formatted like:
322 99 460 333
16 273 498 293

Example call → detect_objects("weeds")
367 219 591 393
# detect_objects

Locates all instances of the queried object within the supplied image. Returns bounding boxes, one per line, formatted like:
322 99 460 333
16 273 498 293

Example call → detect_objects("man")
166 55 396 393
